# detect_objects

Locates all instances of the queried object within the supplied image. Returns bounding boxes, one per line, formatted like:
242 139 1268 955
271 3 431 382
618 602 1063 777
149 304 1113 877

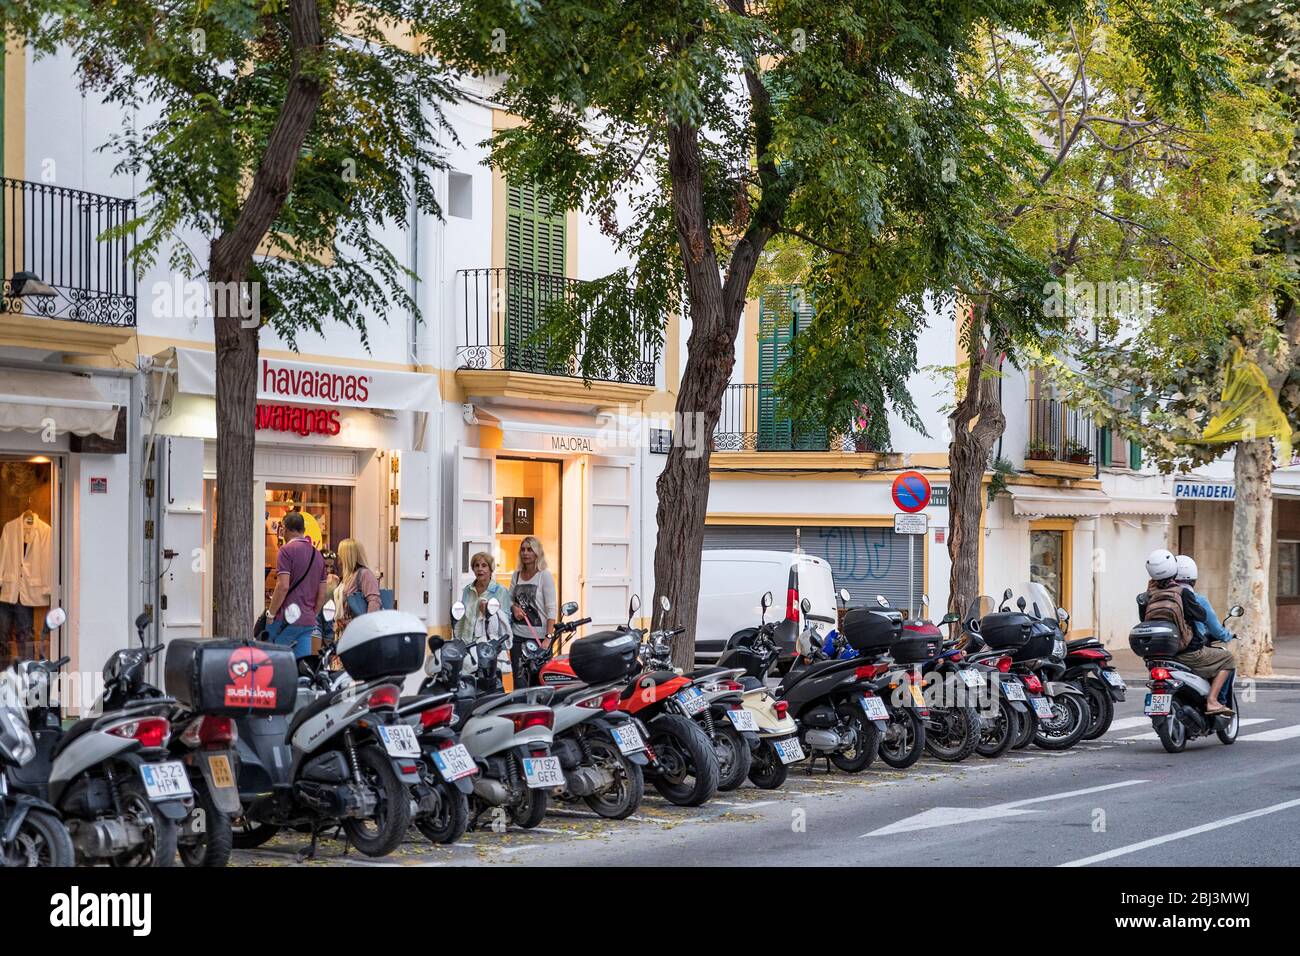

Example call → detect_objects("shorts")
267 618 320 660
1177 642 1235 681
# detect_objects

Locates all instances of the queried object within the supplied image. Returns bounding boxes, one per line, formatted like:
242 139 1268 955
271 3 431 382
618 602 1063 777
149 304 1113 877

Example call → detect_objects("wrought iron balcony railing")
1 178 137 326
713 383 874 453
456 266 656 386
1026 398 1096 465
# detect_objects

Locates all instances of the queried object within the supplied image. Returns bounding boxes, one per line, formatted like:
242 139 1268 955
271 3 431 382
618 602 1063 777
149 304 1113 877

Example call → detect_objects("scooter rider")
1138 549 1234 715
1175 555 1230 644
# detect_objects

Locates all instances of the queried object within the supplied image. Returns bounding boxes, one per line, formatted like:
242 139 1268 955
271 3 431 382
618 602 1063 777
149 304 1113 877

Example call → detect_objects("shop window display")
0 459 56 666
263 484 352 611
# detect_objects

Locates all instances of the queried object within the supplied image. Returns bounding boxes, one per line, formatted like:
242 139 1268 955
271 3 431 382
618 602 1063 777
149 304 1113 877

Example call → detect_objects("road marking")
1059 799 1300 867
1239 723 1300 742
1106 716 1154 733
1120 718 1272 741
860 779 1148 837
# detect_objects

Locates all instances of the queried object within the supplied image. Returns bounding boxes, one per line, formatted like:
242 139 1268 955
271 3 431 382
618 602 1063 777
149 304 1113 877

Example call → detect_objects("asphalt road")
231 686 1300 867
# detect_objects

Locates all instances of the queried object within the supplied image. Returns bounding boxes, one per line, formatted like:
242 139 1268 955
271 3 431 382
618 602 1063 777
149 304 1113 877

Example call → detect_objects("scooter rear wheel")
975 698 1017 758
1156 713 1187 753
876 707 925 769
581 735 645 819
416 783 470 844
1012 705 1037 749
178 787 233 867
748 740 789 790
1032 693 1088 750
109 777 178 867
508 784 549 829
712 723 753 792
648 714 719 806
1080 680 1115 740
829 705 880 773
342 745 413 857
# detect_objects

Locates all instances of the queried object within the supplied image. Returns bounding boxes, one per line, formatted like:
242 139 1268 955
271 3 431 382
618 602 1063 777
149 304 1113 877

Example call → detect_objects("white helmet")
1146 549 1178 582
1175 554 1198 584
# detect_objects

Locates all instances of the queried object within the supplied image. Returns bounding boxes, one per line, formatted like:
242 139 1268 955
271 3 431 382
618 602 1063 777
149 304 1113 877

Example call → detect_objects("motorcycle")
714 606 806 789
394 689 474 845
904 595 982 763
230 607 426 858
1062 630 1126 740
534 595 719 808
1132 602 1242 754
0 674 74 866
4 608 191 866
515 601 650 819
423 598 560 830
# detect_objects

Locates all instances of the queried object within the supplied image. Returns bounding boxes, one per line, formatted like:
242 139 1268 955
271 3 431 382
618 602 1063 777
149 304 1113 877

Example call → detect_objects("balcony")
1025 398 1097 479
1 179 137 352
455 267 658 405
711 383 885 469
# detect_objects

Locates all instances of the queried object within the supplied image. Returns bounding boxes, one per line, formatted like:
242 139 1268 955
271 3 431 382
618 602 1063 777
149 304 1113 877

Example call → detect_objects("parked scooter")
511 599 650 818
1062 629 1126 740
535 595 720 807
0 671 74 866
230 607 425 858
715 605 806 788
423 598 560 830
4 608 191 866
1132 602 1243 753
394 688 474 845
906 595 982 762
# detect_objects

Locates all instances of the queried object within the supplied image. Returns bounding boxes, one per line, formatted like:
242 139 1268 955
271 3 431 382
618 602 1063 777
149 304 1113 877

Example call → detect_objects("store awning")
473 405 636 456
0 368 120 438
1107 495 1178 517
1008 486 1111 518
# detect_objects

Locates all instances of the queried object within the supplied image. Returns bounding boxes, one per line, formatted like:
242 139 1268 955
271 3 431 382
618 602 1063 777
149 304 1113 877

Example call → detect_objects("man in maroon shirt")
266 511 329 658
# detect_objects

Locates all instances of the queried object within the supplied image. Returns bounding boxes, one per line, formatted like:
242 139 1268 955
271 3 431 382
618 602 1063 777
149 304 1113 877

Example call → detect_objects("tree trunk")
652 119 771 666
947 311 1006 621
211 314 260 638
1228 438 1275 677
207 0 324 638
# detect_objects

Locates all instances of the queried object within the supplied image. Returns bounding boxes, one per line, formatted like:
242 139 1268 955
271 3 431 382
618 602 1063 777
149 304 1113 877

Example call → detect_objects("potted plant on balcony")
1027 438 1056 461
1065 439 1093 464
850 403 873 453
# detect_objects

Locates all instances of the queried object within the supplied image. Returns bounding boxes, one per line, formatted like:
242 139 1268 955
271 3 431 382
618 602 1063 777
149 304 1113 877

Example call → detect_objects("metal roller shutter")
700 524 925 615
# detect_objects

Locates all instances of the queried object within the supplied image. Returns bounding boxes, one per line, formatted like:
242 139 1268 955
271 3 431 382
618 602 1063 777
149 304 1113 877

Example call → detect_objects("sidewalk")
1109 634 1300 686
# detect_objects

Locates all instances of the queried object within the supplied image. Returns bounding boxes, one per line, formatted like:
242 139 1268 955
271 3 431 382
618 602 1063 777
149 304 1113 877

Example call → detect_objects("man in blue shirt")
1175 555 1230 643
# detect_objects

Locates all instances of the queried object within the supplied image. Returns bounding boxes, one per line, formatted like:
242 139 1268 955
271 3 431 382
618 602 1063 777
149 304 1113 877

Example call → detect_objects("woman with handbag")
509 536 557 685
333 539 382 638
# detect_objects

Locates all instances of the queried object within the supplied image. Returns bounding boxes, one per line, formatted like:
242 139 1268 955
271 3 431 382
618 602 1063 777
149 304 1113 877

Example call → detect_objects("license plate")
207 753 235 790
522 755 564 789
773 736 805 764
908 684 926 708
1001 681 1027 702
725 709 759 732
860 695 889 721
675 688 708 716
959 669 984 688
139 761 192 801
1145 693 1172 716
1030 696 1054 719
431 744 477 781
378 723 421 758
1053 640 1066 658
610 723 645 755
1103 670 1125 689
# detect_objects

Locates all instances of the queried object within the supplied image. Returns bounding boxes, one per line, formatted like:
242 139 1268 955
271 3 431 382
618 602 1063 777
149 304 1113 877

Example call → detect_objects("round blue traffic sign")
892 471 931 514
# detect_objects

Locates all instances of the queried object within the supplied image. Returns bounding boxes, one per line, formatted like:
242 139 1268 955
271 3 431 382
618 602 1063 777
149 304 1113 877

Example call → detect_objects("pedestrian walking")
265 511 329 659
509 536 557 685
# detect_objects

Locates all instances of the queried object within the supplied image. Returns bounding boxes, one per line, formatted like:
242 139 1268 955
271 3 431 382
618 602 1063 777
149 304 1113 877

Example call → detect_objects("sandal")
1205 703 1234 716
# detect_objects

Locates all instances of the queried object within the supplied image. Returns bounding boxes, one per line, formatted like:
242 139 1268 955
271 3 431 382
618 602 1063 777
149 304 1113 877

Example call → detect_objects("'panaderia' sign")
1174 481 1235 500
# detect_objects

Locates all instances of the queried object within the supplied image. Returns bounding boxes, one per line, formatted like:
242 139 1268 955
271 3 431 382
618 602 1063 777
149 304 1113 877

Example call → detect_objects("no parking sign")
891 471 931 513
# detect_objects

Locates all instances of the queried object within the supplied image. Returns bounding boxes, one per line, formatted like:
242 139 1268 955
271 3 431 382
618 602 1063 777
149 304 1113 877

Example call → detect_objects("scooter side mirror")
561 601 579 617
967 618 982 634
486 597 501 616
875 595 889 609
921 593 930 609
628 594 641 619
800 597 811 614
1016 597 1027 613
46 608 67 631
1003 588 1014 601
940 612 959 625
761 591 773 610
450 600 466 623
1228 604 1244 618
284 603 302 625
839 588 851 605
659 595 670 612
322 601 336 623
132 610 150 633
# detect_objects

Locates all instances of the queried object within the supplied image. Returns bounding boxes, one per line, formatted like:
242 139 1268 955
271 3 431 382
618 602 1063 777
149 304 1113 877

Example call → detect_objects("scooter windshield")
1005 582 1058 620
966 595 995 622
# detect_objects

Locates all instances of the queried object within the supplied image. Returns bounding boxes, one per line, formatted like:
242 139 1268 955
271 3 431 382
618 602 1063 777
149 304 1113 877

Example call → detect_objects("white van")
693 550 838 670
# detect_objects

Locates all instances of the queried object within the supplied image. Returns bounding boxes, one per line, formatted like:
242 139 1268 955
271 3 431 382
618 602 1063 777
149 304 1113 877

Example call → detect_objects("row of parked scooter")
0 581 1132 867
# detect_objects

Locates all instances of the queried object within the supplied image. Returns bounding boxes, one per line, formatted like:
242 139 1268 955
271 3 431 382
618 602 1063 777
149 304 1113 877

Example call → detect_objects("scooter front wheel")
1216 695 1240 745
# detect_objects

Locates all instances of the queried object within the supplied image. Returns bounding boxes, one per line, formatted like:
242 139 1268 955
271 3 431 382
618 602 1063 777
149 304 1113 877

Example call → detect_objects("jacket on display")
0 515 53 606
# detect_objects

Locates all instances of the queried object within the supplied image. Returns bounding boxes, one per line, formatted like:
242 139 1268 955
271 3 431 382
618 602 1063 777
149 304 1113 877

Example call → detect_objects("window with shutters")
504 179 569 375
756 287 826 450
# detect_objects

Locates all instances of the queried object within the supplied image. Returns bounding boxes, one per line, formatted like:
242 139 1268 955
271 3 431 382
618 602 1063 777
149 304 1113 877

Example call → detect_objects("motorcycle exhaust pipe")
563 765 615 797
472 775 512 805
804 729 840 751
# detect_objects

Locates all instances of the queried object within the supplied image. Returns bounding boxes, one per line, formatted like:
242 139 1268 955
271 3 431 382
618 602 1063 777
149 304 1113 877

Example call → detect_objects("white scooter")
422 599 559 830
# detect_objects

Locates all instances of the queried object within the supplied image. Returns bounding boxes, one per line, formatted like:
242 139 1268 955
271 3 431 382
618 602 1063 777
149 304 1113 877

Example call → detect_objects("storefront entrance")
0 456 59 666
493 457 561 589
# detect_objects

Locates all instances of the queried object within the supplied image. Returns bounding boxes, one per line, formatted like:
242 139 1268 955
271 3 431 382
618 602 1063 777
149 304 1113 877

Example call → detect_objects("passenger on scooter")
1175 555 1230 644
1139 549 1233 715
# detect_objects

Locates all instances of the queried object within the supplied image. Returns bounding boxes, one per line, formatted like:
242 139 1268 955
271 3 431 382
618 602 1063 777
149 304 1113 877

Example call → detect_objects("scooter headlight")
0 707 36 766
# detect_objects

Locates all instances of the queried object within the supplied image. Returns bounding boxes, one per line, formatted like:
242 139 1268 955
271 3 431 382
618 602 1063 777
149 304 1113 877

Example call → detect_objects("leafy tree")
427 0 1106 660
3 1 450 637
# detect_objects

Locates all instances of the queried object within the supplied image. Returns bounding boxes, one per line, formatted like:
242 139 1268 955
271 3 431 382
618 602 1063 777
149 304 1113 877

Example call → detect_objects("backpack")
1144 581 1195 652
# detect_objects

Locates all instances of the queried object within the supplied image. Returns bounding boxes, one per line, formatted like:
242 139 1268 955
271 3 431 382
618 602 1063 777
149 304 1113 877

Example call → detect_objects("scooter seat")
1067 637 1102 649
468 692 508 716
51 717 98 759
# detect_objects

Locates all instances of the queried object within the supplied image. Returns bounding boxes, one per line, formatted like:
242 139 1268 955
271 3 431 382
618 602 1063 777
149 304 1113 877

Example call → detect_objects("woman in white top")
509 536 557 683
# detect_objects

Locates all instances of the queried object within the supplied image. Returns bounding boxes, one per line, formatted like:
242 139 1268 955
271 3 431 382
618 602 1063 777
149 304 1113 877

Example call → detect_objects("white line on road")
1239 723 1300 742
994 779 1148 810
1059 799 1300 867
1106 716 1155 733
1119 718 1273 741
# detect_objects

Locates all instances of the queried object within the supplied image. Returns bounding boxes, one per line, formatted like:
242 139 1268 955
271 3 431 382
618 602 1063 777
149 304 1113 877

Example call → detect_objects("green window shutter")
505 179 567 373
1129 440 1142 470
756 287 824 450
1099 427 1112 467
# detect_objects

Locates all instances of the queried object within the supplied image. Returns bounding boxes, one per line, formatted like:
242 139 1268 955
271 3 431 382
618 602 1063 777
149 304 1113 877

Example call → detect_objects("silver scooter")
5 608 192 866
422 599 559 830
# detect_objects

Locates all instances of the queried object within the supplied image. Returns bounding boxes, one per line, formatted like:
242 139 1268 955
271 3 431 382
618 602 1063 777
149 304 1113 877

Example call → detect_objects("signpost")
891 471 932 616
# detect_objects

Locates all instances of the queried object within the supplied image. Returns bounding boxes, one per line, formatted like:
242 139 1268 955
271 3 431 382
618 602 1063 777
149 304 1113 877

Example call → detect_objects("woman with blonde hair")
509 536 557 683
332 538 382 637
455 551 512 644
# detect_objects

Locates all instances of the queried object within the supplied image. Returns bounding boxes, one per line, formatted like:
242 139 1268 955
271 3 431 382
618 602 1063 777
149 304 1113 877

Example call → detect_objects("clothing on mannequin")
0 509 52 660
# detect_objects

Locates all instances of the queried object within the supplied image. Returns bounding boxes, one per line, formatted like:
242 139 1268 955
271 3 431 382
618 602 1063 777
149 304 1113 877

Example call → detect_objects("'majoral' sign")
1174 481 1235 500
550 434 596 452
